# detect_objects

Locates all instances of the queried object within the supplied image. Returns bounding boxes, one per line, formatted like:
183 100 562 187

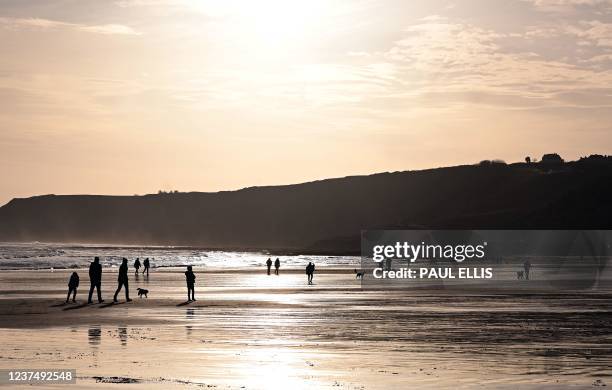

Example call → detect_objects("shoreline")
0 241 361 257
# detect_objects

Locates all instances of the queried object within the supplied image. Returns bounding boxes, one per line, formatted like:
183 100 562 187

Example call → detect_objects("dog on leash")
354 269 365 279
517 271 524 280
137 288 149 298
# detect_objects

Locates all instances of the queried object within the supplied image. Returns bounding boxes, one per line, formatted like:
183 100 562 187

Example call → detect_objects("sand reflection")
88 325 101 346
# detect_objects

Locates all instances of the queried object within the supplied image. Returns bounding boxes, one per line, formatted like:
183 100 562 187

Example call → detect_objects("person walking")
88 257 104 304
143 258 150 276
274 258 280 275
185 265 196 301
266 258 272 275
134 258 141 275
306 262 316 285
524 260 532 280
66 272 79 303
113 258 132 302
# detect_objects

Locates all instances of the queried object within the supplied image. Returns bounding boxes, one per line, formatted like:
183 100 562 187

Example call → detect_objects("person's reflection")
88 325 101 367
186 308 194 336
88 325 101 346
118 327 128 346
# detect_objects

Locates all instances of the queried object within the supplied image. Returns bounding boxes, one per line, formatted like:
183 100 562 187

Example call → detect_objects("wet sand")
1 269 611 389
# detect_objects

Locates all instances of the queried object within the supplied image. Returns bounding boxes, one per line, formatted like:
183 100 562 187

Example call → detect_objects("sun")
243 0 328 46
188 0 332 57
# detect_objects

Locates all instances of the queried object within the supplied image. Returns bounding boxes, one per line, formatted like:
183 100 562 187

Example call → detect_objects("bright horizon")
2 0 612 206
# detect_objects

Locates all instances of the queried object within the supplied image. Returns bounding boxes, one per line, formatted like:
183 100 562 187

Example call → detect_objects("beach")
1 268 611 389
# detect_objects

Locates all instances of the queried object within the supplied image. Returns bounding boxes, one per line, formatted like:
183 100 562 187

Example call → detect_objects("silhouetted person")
311 263 315 284
306 262 315 285
66 272 79 303
143 258 150 276
134 258 141 275
524 260 532 280
88 257 104 304
185 265 196 301
311 263 316 284
266 258 272 275
113 258 132 302
274 258 280 275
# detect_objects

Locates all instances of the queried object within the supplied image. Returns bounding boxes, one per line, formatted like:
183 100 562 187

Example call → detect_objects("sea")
0 242 359 270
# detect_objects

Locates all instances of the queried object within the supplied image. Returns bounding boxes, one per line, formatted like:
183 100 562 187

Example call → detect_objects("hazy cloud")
0 17 140 35
523 0 612 14
367 15 612 109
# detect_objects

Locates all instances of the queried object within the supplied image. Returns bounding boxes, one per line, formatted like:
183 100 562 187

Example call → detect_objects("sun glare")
189 0 332 56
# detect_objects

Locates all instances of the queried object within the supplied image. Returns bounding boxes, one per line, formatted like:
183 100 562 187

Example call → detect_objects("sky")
1 0 612 205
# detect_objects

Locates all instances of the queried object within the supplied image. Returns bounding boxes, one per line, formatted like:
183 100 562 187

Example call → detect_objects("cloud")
114 0 178 7
583 53 612 62
0 17 140 35
570 20 612 46
528 0 612 5
365 15 612 110
523 19 612 49
386 16 502 67
525 0 612 8
523 0 612 13
79 24 140 35
74 12 608 113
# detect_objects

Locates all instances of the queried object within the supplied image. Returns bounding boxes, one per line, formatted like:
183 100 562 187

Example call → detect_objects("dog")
517 271 524 280
354 269 365 279
137 288 149 298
